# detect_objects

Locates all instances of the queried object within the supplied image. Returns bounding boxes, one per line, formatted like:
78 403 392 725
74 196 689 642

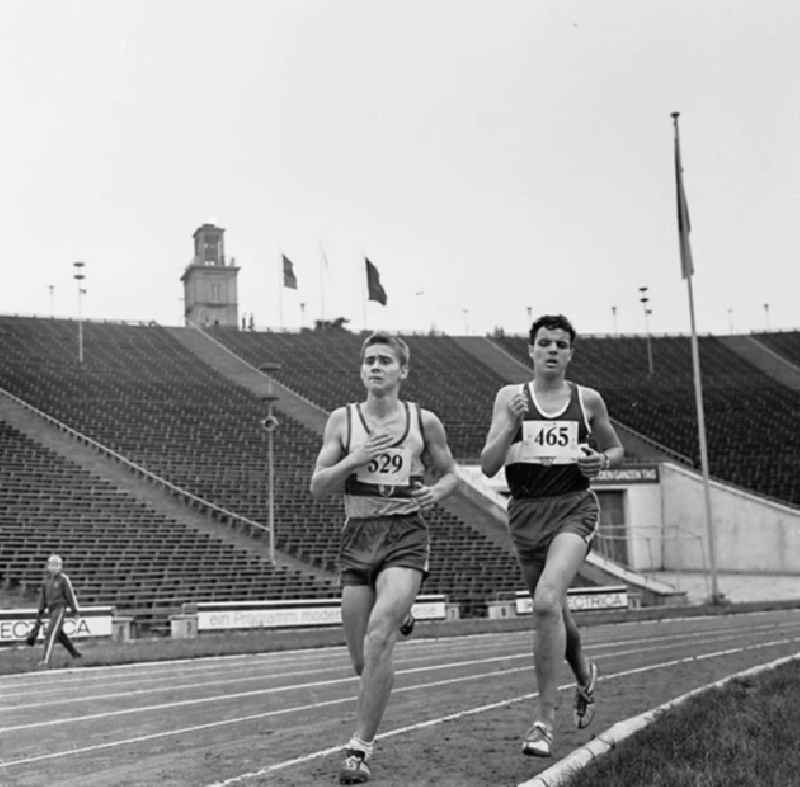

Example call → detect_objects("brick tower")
180 223 240 327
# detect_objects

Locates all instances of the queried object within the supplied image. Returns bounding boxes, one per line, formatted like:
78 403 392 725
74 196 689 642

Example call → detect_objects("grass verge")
564 659 800 787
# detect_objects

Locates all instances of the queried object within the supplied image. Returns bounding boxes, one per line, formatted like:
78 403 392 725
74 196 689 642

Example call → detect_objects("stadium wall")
661 463 800 573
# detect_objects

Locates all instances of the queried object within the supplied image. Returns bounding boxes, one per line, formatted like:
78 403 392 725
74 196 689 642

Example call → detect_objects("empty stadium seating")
0 318 525 619
0 421 338 631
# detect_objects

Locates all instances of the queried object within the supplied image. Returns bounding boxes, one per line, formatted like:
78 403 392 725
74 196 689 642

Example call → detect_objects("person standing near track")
481 314 623 757
311 332 458 784
35 554 82 666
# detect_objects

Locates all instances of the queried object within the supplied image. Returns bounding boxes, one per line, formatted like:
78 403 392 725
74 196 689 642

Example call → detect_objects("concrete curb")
519 649 800 787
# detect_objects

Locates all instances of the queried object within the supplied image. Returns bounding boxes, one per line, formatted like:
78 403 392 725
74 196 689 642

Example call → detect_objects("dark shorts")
508 489 599 591
339 513 430 587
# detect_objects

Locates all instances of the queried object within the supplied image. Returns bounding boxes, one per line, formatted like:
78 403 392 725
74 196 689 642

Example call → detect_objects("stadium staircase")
718 334 800 391
754 331 800 369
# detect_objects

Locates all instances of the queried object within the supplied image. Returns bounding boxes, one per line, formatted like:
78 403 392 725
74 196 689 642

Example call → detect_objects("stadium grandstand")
2 314 800 632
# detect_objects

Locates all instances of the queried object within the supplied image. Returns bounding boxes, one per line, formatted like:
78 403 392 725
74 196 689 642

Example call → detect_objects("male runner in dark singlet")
481 314 623 757
311 332 458 783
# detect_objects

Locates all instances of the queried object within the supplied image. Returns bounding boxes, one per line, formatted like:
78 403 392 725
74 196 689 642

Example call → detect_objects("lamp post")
763 303 771 331
638 286 654 375
259 362 282 565
525 305 533 328
72 262 86 363
727 307 734 334
462 307 470 336
611 305 618 334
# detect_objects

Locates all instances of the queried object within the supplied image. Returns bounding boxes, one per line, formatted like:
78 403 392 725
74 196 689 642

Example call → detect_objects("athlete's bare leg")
342 584 376 676
531 533 589 728
341 584 375 722
563 603 590 684
521 563 590 687
355 566 421 742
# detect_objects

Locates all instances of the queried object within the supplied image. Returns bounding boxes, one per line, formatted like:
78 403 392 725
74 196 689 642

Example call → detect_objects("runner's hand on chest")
349 433 398 468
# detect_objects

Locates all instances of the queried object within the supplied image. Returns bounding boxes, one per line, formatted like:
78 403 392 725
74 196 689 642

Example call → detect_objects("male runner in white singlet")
481 314 623 757
311 333 458 784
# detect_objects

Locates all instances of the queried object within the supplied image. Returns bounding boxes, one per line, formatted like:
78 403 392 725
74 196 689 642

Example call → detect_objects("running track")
2 609 799 786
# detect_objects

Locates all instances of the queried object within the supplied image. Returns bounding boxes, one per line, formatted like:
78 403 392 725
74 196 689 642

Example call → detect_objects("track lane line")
5 617 796 703
5 622 800 717
207 634 800 785
2 635 799 772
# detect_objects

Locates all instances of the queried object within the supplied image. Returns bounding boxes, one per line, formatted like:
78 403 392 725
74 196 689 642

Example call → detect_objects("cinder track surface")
2 609 799 786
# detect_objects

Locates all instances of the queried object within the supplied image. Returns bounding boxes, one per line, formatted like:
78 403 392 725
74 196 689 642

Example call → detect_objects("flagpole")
319 243 327 321
361 256 367 332
278 254 284 329
685 274 720 603
672 111 722 605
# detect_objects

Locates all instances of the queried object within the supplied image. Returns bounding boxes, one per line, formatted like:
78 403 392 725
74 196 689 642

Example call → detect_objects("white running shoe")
522 721 553 757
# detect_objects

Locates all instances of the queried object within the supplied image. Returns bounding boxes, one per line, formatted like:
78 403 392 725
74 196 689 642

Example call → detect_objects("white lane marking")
207 635 800 785
5 617 796 703
520 650 800 787
0 650 543 733
0 646 357 689
0 630 536 693
0 634 533 696
3 634 799 773
4 621 796 712
0 644 529 711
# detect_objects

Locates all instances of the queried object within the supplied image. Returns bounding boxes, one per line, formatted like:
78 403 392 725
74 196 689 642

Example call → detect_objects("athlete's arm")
577 388 624 478
309 408 396 499
411 411 458 510
480 386 527 478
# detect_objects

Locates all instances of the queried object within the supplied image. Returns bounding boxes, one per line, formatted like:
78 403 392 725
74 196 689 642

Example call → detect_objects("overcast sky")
1 1 798 336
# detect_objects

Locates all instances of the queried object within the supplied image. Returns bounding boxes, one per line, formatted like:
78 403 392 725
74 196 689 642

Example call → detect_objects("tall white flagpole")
672 111 722 604
278 254 284 329
361 256 368 332
319 243 328 321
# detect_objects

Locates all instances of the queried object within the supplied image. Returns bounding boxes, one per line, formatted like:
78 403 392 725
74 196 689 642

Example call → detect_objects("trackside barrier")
180 595 450 636
111 616 134 642
487 586 631 620
0 606 118 646
170 613 199 639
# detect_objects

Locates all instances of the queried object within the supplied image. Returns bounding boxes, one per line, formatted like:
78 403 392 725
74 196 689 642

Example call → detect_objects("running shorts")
339 513 430 587
507 489 599 591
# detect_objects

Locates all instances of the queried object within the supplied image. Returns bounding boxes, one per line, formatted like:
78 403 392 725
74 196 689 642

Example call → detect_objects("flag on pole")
672 113 695 279
365 257 387 305
282 255 298 289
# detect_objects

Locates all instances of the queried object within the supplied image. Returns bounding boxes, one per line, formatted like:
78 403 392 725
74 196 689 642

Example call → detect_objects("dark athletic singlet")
504 382 591 499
